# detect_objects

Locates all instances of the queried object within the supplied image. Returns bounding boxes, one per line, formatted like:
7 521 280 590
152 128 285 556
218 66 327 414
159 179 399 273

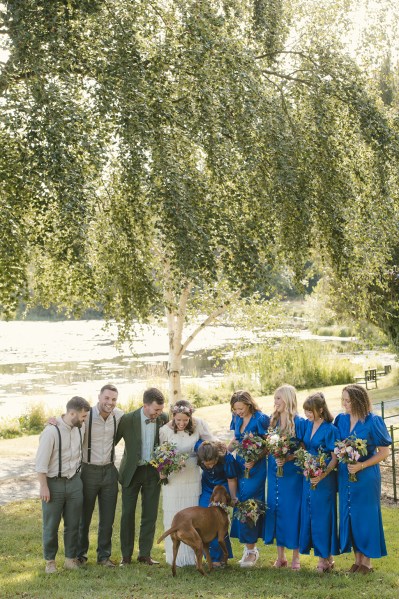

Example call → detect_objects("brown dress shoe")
357 565 374 574
119 557 132 567
137 556 160 565
348 564 359 573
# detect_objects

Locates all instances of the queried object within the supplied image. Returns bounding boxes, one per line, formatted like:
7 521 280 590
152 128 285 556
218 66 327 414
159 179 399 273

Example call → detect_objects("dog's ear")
224 490 231 506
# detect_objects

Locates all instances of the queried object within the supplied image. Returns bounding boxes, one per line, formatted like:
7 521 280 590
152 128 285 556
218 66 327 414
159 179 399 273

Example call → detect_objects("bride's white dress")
159 418 216 566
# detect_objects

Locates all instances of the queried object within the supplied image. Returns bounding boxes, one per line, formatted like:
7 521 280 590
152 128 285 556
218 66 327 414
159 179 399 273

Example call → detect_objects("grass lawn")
1 497 398 599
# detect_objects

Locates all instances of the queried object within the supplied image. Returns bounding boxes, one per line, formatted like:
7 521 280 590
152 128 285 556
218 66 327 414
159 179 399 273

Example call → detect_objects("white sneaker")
45 560 57 574
239 547 259 568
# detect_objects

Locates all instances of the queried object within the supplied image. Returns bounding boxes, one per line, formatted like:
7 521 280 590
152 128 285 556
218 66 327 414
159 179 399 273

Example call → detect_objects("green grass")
1 498 398 599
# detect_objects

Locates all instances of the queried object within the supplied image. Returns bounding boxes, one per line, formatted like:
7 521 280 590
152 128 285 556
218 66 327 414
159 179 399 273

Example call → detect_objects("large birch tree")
1 0 398 399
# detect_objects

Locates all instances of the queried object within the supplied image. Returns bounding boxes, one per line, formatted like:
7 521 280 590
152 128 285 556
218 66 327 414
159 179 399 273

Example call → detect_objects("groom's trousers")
120 464 161 559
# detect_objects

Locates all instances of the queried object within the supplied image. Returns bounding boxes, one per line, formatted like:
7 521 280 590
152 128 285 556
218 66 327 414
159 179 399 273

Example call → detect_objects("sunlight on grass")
1 497 398 599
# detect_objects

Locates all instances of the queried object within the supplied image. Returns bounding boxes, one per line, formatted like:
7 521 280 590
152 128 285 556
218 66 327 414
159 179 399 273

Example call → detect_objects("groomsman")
116 388 168 566
36 396 91 574
77 384 124 567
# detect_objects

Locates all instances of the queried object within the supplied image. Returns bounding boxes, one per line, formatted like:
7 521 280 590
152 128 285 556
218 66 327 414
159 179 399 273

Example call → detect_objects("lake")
0 319 396 421
0 319 260 419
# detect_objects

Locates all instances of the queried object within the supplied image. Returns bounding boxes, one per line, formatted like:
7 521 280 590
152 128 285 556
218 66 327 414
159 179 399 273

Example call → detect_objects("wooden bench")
355 365 392 389
377 364 392 377
355 369 378 389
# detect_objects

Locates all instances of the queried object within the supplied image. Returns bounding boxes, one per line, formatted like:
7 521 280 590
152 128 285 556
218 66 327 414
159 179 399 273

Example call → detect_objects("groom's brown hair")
143 388 165 405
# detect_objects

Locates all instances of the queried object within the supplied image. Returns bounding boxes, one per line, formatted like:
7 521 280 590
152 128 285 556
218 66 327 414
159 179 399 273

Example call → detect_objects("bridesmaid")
196 441 237 567
263 384 305 570
299 392 339 572
335 384 391 574
228 390 269 567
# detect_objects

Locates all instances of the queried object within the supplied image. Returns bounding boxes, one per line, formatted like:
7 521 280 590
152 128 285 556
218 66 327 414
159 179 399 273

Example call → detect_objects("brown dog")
157 485 231 576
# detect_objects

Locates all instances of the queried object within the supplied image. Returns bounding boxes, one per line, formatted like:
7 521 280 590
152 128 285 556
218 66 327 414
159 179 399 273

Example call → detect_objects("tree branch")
255 50 320 69
261 69 313 85
179 289 241 356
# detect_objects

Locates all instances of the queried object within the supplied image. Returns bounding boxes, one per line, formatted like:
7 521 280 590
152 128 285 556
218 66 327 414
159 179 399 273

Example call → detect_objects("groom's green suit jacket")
115 408 168 488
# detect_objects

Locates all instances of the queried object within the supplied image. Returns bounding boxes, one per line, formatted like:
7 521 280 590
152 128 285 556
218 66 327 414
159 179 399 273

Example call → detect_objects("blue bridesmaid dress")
198 452 237 562
299 420 339 558
263 415 305 549
334 412 392 558
229 410 270 544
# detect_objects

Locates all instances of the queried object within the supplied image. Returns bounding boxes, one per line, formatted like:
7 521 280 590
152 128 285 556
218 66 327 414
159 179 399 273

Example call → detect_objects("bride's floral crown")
172 404 194 416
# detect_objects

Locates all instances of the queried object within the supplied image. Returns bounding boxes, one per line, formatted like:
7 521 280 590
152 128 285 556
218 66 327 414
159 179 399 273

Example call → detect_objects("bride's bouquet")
294 447 329 490
231 432 268 478
334 435 367 482
150 441 189 485
233 499 266 528
265 428 298 477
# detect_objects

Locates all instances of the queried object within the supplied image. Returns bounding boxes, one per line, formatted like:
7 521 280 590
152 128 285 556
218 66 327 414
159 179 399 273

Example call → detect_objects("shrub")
0 420 22 439
227 339 357 394
18 404 47 435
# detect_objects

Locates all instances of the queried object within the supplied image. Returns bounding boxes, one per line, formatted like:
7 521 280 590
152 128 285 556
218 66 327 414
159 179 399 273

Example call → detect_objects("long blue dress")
198 452 237 562
334 412 392 558
229 410 270 544
299 420 339 558
263 415 306 549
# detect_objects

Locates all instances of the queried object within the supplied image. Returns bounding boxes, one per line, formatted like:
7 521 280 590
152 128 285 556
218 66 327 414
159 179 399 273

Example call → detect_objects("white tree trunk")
165 283 191 404
162 259 241 404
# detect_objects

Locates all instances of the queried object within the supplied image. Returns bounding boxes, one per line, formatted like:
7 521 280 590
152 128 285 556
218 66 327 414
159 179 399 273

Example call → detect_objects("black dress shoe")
137 556 160 565
119 557 132 566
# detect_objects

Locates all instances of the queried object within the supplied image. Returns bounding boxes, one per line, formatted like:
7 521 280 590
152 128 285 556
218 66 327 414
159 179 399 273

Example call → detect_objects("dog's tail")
157 526 178 544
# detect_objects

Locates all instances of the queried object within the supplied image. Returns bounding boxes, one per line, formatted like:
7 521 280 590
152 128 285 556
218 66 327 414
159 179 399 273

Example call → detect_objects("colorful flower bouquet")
150 441 189 485
294 447 329 490
334 435 367 482
265 428 298 477
231 432 268 478
233 498 266 528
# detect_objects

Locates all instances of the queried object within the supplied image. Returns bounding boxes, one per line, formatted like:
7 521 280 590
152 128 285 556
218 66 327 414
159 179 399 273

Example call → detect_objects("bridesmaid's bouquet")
233 499 266 528
231 432 268 478
150 441 189 485
334 435 367 482
294 447 329 490
265 428 298 477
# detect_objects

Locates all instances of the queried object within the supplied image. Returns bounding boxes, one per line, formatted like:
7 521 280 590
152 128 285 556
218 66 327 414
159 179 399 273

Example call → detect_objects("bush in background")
227 339 357 394
18 404 47 435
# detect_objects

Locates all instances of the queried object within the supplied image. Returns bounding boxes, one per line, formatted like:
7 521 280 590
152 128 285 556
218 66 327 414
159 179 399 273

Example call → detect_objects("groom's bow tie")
145 418 156 424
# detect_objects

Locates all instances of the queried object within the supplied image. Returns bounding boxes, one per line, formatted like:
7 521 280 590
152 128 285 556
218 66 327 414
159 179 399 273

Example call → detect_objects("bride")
159 399 216 567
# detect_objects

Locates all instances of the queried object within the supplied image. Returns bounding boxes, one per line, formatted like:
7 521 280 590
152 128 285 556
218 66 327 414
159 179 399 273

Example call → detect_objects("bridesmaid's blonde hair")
270 384 297 437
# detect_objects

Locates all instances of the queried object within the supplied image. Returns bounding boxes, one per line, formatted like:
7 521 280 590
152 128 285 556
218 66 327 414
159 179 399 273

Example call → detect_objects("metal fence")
375 399 399 502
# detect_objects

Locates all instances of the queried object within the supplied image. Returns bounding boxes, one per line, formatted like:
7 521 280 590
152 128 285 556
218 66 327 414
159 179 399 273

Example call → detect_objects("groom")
116 387 168 566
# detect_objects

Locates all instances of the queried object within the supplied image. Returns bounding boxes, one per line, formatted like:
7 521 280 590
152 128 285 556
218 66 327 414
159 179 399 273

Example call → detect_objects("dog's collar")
208 501 229 514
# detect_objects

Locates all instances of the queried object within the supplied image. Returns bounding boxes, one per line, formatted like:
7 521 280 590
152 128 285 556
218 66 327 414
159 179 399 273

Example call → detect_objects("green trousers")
77 462 119 562
120 465 161 559
42 473 83 560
